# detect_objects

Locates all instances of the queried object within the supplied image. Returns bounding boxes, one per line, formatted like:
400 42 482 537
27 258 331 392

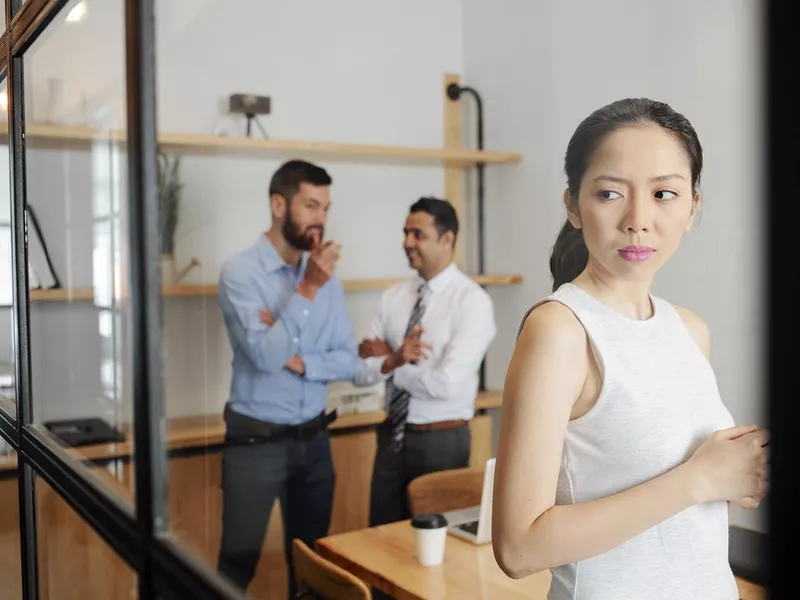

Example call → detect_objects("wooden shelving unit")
2 122 522 167
341 273 522 292
13 78 525 304
28 273 523 303
11 74 525 308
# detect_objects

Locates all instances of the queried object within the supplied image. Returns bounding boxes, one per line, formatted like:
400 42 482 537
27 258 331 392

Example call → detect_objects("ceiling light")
66 1 87 23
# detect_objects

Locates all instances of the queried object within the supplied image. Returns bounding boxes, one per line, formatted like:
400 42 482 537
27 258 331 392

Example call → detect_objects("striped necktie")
386 283 429 452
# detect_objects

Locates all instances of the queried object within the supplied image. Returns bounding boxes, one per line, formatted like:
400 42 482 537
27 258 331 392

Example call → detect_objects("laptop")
43 417 125 448
443 457 495 545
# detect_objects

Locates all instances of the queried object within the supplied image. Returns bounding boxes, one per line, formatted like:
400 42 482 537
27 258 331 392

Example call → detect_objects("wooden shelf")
6 123 522 166
30 288 96 302
341 273 522 292
28 274 523 303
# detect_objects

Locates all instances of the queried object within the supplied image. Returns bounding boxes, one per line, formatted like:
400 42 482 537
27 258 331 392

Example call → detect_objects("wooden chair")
292 539 371 600
407 466 485 516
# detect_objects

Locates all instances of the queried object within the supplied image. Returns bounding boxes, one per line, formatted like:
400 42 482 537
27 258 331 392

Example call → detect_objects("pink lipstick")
618 245 654 262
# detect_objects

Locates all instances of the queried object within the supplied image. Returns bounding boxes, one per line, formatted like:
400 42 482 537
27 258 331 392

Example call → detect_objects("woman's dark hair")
550 98 703 291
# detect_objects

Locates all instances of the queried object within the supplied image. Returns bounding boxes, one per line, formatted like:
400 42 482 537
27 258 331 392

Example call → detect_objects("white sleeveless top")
528 283 738 600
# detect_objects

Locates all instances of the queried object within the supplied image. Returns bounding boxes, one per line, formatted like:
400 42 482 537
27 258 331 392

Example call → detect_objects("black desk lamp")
446 82 488 391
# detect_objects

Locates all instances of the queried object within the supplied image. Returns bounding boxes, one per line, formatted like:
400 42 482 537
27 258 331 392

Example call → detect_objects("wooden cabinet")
0 409 496 600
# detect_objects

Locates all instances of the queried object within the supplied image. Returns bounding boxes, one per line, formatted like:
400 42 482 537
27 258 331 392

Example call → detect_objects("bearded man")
216 159 356 599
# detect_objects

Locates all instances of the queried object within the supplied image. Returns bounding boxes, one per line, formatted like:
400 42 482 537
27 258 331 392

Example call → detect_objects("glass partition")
0 77 15 418
23 0 135 504
0 448 22 600
35 474 137 599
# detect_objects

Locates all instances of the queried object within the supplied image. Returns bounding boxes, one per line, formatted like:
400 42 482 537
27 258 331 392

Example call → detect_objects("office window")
35 474 137 600
0 78 15 417
0 448 22 600
22 0 136 504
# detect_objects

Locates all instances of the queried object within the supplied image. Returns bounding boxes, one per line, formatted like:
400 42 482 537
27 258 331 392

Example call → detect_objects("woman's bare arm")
492 302 713 579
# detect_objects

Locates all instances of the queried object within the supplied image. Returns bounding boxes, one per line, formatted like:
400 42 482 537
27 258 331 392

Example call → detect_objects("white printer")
326 380 384 415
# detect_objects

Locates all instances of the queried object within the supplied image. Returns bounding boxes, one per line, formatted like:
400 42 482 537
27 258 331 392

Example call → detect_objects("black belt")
224 405 338 445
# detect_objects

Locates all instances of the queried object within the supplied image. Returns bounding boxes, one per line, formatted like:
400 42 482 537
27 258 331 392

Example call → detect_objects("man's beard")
283 215 323 251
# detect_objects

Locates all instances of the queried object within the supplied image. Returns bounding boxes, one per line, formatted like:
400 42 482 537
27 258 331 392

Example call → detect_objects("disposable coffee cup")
411 513 448 567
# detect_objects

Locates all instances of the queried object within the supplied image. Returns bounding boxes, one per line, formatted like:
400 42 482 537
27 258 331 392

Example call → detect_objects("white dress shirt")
355 263 496 424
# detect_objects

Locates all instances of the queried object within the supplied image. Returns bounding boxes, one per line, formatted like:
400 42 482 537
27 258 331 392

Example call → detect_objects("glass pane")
155 2 404 597
0 447 22 599
0 78 14 418
156 0 276 594
23 0 135 504
35 474 137 599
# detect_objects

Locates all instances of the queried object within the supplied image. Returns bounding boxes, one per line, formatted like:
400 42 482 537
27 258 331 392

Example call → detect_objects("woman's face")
568 124 699 284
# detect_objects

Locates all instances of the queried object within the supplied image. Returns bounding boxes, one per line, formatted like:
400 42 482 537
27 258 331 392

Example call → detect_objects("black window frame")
0 1 245 598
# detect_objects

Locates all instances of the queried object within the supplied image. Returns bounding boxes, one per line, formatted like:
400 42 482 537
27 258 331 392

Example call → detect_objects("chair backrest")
291 539 371 600
407 466 485 516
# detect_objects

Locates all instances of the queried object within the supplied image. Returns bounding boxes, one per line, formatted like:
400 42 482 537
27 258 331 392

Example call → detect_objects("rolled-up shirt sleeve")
218 262 313 374
354 289 393 387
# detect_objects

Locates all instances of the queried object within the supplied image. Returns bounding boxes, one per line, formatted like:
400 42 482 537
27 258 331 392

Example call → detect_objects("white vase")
160 254 177 285
45 77 65 124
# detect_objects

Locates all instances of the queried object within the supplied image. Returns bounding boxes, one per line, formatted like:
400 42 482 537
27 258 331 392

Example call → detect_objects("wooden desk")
0 391 502 600
0 390 502 475
317 520 551 600
317 521 767 600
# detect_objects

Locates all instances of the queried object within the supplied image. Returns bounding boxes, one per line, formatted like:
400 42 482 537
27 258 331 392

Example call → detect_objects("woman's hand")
686 425 769 505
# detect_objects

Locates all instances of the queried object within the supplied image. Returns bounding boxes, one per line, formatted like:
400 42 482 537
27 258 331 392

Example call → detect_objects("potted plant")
158 152 182 283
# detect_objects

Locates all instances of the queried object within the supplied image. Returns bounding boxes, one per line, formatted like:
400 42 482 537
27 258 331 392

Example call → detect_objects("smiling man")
216 159 357 599
355 196 497 528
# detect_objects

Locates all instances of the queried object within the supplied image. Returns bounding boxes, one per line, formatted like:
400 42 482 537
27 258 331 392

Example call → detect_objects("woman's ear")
564 189 582 229
686 191 702 232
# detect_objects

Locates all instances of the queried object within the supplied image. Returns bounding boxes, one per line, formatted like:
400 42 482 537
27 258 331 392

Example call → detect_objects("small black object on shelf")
44 417 125 448
229 93 271 139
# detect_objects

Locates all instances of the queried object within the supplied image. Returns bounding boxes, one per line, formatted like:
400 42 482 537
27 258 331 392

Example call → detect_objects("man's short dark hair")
269 159 332 202
409 196 459 245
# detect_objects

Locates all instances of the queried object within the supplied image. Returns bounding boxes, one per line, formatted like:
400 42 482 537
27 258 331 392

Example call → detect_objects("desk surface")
0 391 503 473
317 520 551 600
317 520 767 600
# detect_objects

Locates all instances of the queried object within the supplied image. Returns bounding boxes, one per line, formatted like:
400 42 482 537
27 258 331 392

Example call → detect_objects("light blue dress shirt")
218 234 357 424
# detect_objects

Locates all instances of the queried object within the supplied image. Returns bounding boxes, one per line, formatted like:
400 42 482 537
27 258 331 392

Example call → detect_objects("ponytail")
549 218 588 292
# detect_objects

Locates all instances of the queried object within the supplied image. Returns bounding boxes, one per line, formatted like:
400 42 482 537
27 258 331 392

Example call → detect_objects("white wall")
157 0 466 417
19 1 469 424
15 0 766 532
463 0 766 532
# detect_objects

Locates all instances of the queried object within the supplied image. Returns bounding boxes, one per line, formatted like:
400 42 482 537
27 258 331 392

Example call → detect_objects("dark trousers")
369 421 471 527
217 429 335 599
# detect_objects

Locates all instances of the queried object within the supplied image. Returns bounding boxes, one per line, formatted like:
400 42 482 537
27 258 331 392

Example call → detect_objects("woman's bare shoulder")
517 300 588 356
672 304 711 359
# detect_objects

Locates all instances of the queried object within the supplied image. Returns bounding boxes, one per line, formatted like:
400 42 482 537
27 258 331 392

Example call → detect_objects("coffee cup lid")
411 513 448 529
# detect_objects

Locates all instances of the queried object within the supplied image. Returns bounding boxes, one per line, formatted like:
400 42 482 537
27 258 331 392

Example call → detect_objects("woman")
492 98 768 600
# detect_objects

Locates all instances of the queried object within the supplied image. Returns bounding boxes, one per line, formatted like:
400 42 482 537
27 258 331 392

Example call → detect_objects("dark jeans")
369 421 471 527
217 429 335 599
